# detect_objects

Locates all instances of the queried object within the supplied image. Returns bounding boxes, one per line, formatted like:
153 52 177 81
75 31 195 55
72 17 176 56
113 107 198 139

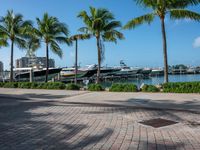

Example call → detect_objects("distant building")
0 61 3 76
16 57 55 68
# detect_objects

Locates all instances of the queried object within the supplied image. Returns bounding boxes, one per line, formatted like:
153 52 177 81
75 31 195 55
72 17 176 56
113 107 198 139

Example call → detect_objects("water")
102 74 200 87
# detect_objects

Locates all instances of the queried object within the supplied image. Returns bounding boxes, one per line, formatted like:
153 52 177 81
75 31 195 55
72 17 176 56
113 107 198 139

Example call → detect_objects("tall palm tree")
78 7 124 83
36 13 70 82
124 0 200 83
69 34 90 84
0 10 32 82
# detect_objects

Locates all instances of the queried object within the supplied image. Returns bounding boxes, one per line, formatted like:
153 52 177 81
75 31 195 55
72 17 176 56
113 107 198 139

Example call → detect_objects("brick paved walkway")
0 91 200 149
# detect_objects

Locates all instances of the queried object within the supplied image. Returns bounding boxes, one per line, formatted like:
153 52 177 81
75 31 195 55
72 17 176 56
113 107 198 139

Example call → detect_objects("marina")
3 62 200 87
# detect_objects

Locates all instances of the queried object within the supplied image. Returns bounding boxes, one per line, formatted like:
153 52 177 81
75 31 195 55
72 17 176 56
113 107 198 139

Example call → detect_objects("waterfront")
103 74 200 87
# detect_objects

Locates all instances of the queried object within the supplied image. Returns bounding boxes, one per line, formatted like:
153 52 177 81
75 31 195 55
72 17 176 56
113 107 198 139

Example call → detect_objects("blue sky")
0 0 200 70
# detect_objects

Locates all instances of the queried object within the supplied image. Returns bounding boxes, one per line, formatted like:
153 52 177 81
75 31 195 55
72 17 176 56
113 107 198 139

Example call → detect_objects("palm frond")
49 40 63 58
0 25 10 36
57 22 69 36
96 8 114 21
90 7 96 18
78 11 92 27
78 27 90 34
0 39 9 47
170 9 200 21
27 37 41 52
104 21 122 31
14 37 26 49
124 13 155 29
70 34 91 41
55 36 72 46
55 36 67 43
172 0 200 7
103 30 124 43
0 33 9 47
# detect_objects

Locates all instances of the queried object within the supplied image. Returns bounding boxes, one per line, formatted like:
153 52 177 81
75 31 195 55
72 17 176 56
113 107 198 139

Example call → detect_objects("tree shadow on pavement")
0 94 114 150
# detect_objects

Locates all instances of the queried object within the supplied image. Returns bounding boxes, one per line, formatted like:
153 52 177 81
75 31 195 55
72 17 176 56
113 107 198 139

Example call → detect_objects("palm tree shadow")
22 93 68 99
0 94 114 150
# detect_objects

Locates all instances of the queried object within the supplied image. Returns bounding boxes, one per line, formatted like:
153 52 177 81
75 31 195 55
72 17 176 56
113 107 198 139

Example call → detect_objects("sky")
0 0 200 70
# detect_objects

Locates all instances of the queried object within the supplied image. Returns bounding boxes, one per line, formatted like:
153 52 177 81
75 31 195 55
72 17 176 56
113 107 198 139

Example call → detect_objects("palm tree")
0 10 32 82
24 26 41 70
124 0 200 83
25 26 41 54
69 34 90 84
36 13 70 82
78 7 124 83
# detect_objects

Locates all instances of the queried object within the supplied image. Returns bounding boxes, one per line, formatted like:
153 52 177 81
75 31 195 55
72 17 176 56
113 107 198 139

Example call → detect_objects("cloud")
193 37 200 48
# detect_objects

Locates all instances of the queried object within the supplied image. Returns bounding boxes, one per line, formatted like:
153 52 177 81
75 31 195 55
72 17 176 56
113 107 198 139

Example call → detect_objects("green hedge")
3 82 19 88
66 83 81 90
109 83 138 92
141 84 160 92
88 84 104 91
0 82 5 87
0 82 66 90
163 82 200 93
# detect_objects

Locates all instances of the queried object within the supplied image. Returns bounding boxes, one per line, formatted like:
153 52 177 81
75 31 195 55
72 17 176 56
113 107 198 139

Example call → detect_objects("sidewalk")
64 92 200 112
0 88 88 100
1 88 200 112
0 88 200 150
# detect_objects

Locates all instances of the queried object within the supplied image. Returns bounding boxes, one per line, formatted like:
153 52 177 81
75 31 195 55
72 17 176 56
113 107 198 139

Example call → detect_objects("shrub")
66 83 81 90
1 82 67 90
35 82 46 89
31 82 40 89
141 84 160 92
45 82 66 89
88 84 104 91
3 82 19 88
163 82 200 93
109 83 137 92
18 82 32 89
0 82 5 87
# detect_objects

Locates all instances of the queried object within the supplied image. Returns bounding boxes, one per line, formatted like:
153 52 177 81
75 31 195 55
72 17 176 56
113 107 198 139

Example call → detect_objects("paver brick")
0 93 200 150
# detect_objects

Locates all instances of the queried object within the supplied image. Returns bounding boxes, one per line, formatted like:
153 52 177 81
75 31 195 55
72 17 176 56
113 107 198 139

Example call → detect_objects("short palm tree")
0 10 32 82
78 7 124 83
36 13 70 82
124 0 200 83
70 34 91 84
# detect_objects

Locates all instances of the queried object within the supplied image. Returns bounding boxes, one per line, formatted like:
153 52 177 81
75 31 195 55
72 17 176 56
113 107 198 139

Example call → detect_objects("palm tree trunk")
161 17 169 83
96 36 101 84
10 40 14 82
75 39 78 85
45 43 49 83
